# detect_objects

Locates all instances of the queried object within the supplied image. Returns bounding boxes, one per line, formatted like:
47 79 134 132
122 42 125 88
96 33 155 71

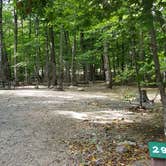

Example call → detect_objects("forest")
0 0 166 165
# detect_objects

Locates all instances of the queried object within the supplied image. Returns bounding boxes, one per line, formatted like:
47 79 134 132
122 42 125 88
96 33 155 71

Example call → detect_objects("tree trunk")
116 40 120 74
150 23 166 136
64 30 71 83
101 55 105 80
57 26 64 90
80 31 89 84
64 61 70 83
103 39 112 88
45 26 49 86
112 52 116 78
13 5 18 84
89 64 95 83
0 0 3 82
71 32 77 86
140 90 151 103
121 41 125 72
49 26 57 87
20 18 28 84
139 31 146 82
131 29 143 107
83 64 89 83
34 17 40 88
26 16 32 84
0 0 3 81
0 0 9 86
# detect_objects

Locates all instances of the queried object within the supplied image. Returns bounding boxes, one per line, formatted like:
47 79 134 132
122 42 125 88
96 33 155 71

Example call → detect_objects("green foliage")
1 0 166 86
159 51 166 72
114 68 135 84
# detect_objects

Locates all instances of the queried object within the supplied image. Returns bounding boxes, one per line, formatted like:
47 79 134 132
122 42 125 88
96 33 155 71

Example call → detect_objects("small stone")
116 141 136 153
118 141 136 146
96 145 103 152
116 145 128 153
77 87 85 91
68 85 75 89
138 144 147 149
96 159 104 166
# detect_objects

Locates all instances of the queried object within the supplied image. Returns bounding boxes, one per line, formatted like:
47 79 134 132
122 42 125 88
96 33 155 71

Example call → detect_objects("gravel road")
0 87 154 166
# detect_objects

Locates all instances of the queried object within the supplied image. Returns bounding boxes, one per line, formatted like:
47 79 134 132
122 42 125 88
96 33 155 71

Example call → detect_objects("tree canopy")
0 0 166 132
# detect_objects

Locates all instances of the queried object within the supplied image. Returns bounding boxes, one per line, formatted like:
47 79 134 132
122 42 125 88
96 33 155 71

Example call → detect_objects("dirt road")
0 89 73 165
0 87 157 166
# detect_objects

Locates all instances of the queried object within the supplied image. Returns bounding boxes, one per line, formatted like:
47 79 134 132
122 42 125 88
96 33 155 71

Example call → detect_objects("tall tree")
0 0 10 86
103 39 112 88
13 1 18 84
0 0 3 82
142 0 166 135
57 26 64 90
34 16 40 88
71 32 77 86
48 26 57 87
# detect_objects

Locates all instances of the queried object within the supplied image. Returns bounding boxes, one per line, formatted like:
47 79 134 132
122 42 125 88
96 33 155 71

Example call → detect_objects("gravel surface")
0 89 82 166
0 87 157 166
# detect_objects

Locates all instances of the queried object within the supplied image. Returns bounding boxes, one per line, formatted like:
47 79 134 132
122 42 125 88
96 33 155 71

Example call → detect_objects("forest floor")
0 83 164 166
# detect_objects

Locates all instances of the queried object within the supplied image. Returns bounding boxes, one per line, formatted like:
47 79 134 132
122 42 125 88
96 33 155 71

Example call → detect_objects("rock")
125 141 137 146
96 159 104 166
77 87 85 91
68 85 73 88
49 85 54 89
116 145 128 153
117 141 136 146
96 144 103 152
68 85 76 89
138 144 147 149
116 141 137 154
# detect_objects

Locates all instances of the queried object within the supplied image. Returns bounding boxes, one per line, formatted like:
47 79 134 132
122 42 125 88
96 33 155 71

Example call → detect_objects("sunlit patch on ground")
1 89 107 100
56 110 151 124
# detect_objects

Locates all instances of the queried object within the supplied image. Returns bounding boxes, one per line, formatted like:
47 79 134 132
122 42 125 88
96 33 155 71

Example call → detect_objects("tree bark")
13 2 18 84
34 17 40 88
64 30 71 83
26 16 32 84
57 26 64 90
45 26 49 86
80 31 89 84
0 0 3 82
112 51 116 78
116 40 120 74
150 23 166 135
103 39 112 88
49 26 57 87
71 32 77 86
101 55 105 80
0 0 5 83
131 29 143 107
0 0 9 86
121 41 125 72
139 31 146 82
89 64 95 83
